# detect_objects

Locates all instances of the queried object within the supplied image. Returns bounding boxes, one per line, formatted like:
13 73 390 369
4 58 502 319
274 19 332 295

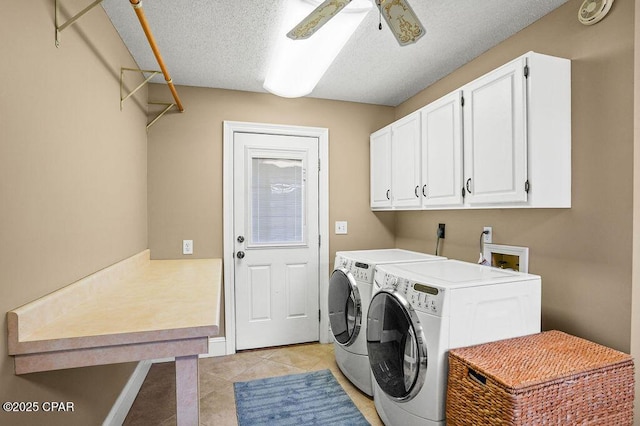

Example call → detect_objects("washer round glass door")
328 269 361 346
367 290 427 401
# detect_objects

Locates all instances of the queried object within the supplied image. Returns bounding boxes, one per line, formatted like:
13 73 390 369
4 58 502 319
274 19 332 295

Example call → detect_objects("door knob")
236 251 245 259
237 236 245 243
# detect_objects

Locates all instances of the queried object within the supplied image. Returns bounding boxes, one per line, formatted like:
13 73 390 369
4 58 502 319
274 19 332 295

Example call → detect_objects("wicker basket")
446 330 634 425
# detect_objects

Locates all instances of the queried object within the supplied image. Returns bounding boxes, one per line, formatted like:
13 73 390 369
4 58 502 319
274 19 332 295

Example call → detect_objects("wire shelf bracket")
55 0 104 48
120 67 161 110
120 68 176 130
147 102 176 131
55 0 184 130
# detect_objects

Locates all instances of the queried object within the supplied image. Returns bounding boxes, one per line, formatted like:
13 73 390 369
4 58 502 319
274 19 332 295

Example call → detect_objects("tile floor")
124 342 383 426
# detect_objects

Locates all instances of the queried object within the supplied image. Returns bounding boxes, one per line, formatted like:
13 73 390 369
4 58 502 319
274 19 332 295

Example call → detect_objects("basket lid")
449 330 633 390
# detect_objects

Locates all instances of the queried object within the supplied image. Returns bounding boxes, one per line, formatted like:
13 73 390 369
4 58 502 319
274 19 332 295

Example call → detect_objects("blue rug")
234 369 370 426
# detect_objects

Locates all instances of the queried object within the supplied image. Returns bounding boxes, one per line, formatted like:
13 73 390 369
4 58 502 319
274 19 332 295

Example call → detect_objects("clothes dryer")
329 249 445 396
367 260 541 425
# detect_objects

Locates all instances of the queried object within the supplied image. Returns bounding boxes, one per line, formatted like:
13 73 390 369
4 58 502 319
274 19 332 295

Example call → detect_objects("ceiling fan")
286 0 425 46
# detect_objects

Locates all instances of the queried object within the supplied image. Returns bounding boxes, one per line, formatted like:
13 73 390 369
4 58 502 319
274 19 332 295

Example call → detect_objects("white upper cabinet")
521 52 571 208
421 91 463 207
391 112 422 208
461 52 571 208
370 51 571 211
370 113 421 209
463 57 527 205
370 126 392 209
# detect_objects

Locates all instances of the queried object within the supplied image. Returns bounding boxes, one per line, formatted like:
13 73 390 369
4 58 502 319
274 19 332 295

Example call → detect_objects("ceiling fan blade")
377 0 425 46
287 0 352 40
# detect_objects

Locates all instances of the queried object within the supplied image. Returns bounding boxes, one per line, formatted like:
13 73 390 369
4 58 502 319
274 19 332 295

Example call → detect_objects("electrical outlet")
437 223 446 239
335 221 348 235
182 239 193 255
483 227 492 244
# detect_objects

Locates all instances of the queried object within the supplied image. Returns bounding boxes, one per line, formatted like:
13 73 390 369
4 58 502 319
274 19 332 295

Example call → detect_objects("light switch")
335 221 348 235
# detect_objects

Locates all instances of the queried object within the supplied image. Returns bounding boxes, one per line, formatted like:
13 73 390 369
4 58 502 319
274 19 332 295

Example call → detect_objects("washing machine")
329 249 445 396
366 259 541 425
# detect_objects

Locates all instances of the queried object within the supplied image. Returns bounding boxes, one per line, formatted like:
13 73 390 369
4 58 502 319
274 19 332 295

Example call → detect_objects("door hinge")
525 180 530 193
462 187 466 198
318 234 321 247
319 309 321 322
461 95 465 107
524 65 529 78
318 159 321 172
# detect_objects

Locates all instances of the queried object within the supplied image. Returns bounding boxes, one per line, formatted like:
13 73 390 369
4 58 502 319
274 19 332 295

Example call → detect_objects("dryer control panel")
410 282 445 315
334 256 374 283
377 272 445 315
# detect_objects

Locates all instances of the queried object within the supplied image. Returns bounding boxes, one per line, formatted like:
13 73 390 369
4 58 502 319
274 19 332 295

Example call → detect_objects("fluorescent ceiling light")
264 0 372 98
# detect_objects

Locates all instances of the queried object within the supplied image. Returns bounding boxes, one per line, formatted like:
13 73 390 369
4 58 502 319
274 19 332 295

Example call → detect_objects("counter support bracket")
176 355 200 426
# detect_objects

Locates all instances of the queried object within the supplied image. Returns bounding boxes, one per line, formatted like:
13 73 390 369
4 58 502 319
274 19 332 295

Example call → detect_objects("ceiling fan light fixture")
263 0 371 98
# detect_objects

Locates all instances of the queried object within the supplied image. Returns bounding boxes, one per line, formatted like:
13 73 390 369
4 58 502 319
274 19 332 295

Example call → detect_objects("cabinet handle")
466 178 472 193
414 186 419 198
422 185 427 197
386 189 390 200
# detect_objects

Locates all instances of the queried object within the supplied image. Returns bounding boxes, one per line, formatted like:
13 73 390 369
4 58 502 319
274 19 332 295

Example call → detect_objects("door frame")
223 121 330 355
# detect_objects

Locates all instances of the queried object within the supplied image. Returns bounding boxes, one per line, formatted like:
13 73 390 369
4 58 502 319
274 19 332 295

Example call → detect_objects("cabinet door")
370 126 392 209
391 112 421 208
463 57 528 204
421 91 463 207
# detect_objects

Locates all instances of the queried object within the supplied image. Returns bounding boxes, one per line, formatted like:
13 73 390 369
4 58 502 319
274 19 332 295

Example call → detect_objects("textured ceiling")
102 0 571 107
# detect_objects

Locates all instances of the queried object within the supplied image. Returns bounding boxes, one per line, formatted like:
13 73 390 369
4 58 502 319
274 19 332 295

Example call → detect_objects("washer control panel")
377 271 445 314
334 256 374 283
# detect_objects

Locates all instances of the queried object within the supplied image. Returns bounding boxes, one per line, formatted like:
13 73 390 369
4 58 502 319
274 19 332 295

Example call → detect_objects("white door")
391 112 422 208
233 132 319 350
421 91 463 207
463 57 528 204
370 126 392 209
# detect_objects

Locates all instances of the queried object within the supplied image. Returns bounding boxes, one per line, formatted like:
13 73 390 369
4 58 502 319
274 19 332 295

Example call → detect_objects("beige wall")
0 1 148 425
3 0 637 423
394 0 634 353
147 85 396 263
632 0 640 422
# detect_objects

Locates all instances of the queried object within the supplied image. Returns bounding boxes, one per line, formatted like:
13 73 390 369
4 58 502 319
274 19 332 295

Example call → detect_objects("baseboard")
152 337 229 363
103 360 152 426
203 336 228 357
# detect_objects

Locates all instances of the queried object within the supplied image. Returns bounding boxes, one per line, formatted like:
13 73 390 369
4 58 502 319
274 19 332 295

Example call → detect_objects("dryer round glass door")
367 290 427 402
329 269 361 346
